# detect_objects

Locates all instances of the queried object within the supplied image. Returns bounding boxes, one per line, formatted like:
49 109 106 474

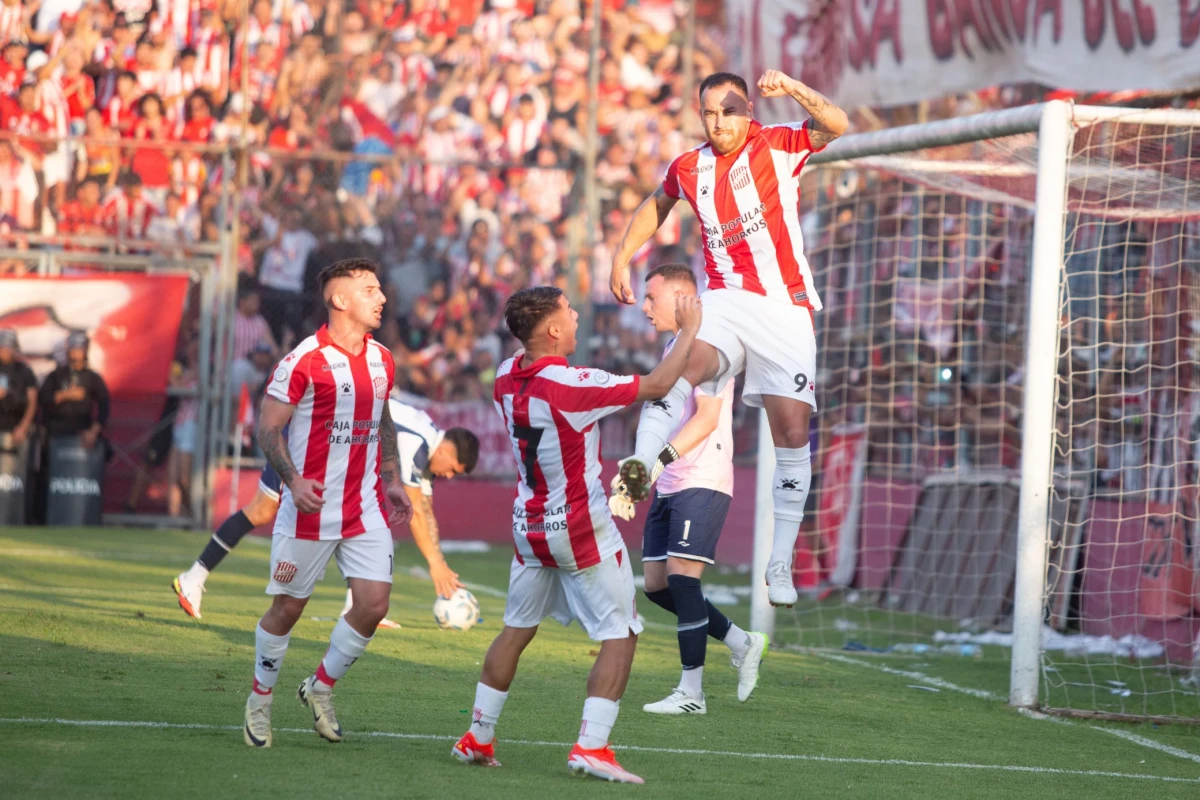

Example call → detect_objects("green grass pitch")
3 526 1200 799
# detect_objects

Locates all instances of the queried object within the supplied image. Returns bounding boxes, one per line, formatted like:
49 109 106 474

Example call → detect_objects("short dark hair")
503 286 563 344
698 72 749 102
645 263 697 288
317 258 379 300
444 427 480 474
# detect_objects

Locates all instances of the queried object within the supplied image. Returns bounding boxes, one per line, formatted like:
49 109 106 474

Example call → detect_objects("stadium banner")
0 275 190 401
731 0 1200 112
818 423 868 587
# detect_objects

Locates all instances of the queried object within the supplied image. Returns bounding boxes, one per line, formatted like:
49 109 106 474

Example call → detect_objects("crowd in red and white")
0 0 727 401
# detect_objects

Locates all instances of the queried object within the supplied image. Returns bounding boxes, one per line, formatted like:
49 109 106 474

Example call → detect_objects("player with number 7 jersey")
452 285 701 784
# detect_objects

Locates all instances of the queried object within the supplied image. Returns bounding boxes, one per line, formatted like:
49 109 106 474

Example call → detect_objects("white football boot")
243 691 273 748
172 570 204 619
731 632 768 702
766 560 799 607
297 676 343 742
642 687 706 715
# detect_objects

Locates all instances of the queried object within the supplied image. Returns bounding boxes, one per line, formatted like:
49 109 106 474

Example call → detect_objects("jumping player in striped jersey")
608 264 768 715
171 399 479 621
453 285 702 784
610 69 848 607
242 258 413 749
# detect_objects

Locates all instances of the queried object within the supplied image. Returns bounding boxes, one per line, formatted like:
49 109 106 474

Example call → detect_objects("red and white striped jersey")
662 119 825 311
0 2 26 47
0 157 38 230
493 354 640 571
267 326 396 541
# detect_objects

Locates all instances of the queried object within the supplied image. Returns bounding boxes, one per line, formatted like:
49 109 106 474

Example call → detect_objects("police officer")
0 328 37 446
39 332 111 446
35 332 111 522
0 328 37 522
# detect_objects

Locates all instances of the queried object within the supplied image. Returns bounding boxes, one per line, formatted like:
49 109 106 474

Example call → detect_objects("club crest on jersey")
273 561 298 583
373 376 388 399
730 166 751 190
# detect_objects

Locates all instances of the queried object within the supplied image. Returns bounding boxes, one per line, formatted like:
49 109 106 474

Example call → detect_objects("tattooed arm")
259 396 324 513
405 484 463 599
380 402 414 526
757 69 849 148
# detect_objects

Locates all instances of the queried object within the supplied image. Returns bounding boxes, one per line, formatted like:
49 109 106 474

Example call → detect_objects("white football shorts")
266 527 394 598
503 545 644 641
696 288 818 410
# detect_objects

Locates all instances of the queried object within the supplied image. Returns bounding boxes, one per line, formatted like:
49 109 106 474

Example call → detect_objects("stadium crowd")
0 0 723 404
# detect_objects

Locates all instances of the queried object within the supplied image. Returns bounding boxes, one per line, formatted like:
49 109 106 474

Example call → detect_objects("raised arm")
757 70 849 149
636 295 702 401
611 185 678 304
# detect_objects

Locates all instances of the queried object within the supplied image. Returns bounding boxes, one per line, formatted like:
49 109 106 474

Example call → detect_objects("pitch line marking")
807 649 1200 766
1 717 1197 784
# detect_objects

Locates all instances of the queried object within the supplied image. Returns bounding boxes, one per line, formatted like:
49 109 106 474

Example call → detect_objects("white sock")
723 622 751 657
770 445 811 565
679 666 703 697
340 588 353 616
253 623 290 693
632 378 691 467
315 617 372 688
470 682 508 745
184 561 209 583
578 697 619 750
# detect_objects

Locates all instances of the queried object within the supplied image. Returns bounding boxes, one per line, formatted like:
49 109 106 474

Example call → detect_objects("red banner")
817 424 868 587
0 275 191 445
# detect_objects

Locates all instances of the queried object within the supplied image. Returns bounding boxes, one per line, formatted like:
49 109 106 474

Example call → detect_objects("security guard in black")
0 329 37 443
38 332 110 447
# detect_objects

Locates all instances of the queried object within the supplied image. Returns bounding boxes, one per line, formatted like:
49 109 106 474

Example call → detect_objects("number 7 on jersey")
512 424 543 489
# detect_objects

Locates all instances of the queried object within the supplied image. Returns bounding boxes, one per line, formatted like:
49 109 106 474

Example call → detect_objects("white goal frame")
749 100 1200 711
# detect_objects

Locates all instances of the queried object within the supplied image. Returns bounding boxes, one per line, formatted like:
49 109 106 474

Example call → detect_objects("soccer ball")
433 588 481 631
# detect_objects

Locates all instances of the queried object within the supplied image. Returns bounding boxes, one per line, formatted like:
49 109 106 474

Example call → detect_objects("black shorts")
642 488 731 565
144 397 180 468
258 463 283 501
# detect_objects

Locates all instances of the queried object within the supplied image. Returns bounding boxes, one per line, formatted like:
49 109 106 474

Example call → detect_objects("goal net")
763 103 1200 723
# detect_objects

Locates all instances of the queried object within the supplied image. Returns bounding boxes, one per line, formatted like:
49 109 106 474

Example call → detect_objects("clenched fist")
757 70 797 98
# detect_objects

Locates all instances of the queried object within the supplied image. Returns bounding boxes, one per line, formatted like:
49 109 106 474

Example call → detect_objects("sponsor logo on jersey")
730 166 751 190
792 291 808 303
341 382 352 393
273 561 298 583
689 163 713 174
373 376 388 399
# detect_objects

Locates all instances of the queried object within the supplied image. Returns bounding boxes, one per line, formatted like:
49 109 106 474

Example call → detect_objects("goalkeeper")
610 264 768 715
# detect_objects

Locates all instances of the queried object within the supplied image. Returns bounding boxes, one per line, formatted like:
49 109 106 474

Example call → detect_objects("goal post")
749 100 1200 722
1009 100 1073 709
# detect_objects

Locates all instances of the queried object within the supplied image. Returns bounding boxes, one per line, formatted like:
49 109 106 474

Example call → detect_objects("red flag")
238 382 254 427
